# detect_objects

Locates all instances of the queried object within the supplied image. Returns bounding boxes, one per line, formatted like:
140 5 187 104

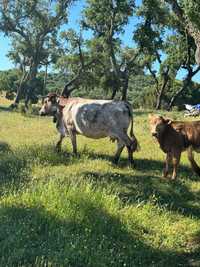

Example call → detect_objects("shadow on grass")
0 105 11 112
0 142 12 153
0 201 195 267
1 141 200 217
134 110 152 117
82 156 200 219
81 149 197 177
0 143 79 195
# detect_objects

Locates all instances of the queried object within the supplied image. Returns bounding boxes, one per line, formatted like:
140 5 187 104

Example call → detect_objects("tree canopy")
0 0 200 110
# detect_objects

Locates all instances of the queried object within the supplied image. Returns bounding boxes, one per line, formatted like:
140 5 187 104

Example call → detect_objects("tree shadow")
135 157 199 181
0 144 79 195
0 105 11 112
82 157 200 219
0 142 12 153
80 148 139 168
80 149 197 177
0 200 195 266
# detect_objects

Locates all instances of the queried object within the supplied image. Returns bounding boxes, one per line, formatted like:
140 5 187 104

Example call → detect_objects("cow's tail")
125 102 140 152
187 147 200 176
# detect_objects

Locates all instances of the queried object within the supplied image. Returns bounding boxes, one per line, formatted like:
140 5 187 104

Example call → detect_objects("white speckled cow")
39 93 139 164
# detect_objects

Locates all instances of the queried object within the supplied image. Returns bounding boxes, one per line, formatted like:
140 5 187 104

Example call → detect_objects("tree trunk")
111 84 117 99
107 17 121 99
167 66 200 110
155 68 169 110
11 69 28 108
164 0 200 65
121 68 129 101
109 48 121 99
24 64 38 109
167 79 191 110
43 64 48 95
61 59 96 97
155 92 163 110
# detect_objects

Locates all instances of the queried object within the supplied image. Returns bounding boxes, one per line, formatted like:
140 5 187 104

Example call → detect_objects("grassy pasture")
0 98 200 267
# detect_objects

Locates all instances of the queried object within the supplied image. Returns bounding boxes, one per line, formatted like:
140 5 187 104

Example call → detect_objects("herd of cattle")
39 93 200 180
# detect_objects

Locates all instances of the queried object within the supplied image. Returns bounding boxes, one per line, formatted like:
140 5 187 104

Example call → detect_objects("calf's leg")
171 152 181 180
187 147 200 176
163 152 172 178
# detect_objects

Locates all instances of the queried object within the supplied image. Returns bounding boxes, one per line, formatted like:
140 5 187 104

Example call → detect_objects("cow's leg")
114 131 135 165
163 152 172 178
127 145 134 165
171 152 181 180
120 133 135 165
113 140 125 164
56 134 64 152
69 129 77 155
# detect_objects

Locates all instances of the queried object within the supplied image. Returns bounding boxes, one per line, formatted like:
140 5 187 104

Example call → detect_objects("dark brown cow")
149 114 200 180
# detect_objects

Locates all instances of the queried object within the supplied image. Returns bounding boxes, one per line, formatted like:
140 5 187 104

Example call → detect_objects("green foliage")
182 0 200 30
83 0 135 35
0 0 74 104
134 0 169 55
0 0 70 67
164 80 200 109
127 74 155 108
0 69 21 92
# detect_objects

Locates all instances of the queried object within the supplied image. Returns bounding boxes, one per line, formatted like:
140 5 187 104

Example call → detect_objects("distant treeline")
1 69 200 110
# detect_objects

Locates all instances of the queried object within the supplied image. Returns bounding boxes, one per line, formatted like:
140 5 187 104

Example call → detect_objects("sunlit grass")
0 97 200 266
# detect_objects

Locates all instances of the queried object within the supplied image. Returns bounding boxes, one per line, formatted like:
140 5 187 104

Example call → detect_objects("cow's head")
39 93 59 116
148 114 172 138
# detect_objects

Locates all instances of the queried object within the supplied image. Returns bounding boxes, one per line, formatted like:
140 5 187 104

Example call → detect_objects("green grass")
0 98 200 266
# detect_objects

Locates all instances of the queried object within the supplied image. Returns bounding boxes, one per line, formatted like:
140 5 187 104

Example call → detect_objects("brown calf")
149 114 200 180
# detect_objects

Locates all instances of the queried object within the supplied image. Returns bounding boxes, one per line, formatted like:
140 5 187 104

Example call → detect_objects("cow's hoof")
163 171 169 178
72 152 79 158
171 176 177 181
129 161 135 168
112 158 119 165
55 146 61 153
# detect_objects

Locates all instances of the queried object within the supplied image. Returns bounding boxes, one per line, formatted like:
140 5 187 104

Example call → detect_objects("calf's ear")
58 105 64 113
164 118 172 124
148 114 154 119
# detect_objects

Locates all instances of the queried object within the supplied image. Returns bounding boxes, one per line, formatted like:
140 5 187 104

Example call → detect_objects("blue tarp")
194 104 200 110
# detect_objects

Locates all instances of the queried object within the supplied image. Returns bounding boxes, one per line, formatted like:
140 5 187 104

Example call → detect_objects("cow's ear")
48 93 59 103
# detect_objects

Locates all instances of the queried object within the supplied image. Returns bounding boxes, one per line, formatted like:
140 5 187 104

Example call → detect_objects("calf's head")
39 93 59 116
148 114 171 138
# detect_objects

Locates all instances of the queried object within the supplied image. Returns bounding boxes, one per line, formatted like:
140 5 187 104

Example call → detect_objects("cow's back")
172 121 200 148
